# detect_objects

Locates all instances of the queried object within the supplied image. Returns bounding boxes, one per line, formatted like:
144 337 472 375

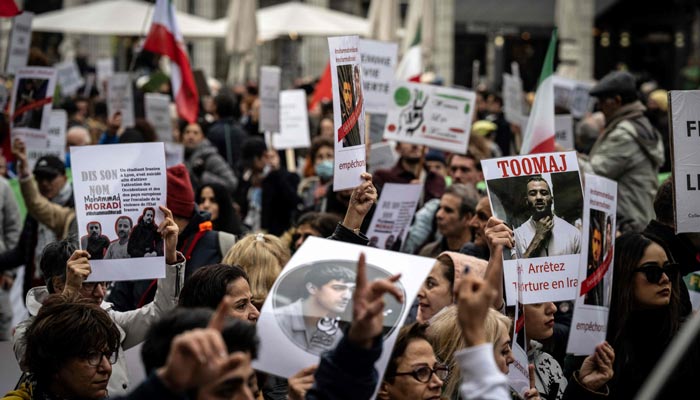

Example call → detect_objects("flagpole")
129 3 154 72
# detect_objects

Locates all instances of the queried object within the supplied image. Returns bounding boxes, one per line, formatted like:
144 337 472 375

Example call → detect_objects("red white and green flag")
396 24 422 82
143 0 198 123
520 29 558 155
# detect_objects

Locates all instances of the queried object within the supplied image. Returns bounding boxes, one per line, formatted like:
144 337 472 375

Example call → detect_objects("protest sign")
552 76 594 118
0 83 8 112
144 93 173 142
254 236 432 389
369 113 387 144
368 141 396 174
328 35 367 191
688 273 700 312
482 151 584 305
669 90 700 233
82 73 95 97
554 114 574 150
96 58 114 93
366 183 422 250
107 73 135 128
25 110 67 171
9 67 57 143
359 39 398 114
383 82 476 154
567 174 617 355
55 60 84 97
274 89 311 150
5 12 33 75
503 72 524 125
259 66 281 134
70 143 167 282
164 142 184 168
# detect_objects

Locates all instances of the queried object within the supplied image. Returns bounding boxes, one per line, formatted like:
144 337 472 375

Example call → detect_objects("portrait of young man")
275 263 356 355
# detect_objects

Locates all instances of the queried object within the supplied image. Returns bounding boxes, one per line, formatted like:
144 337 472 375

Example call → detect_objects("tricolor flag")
396 24 422 82
143 0 198 123
520 29 558 155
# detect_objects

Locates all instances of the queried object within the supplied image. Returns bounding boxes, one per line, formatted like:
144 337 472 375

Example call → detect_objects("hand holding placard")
577 341 615 392
347 253 403 349
63 250 92 296
11 138 29 178
157 206 179 264
343 172 377 232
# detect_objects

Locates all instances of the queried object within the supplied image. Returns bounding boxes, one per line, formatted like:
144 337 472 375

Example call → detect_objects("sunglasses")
393 363 449 383
633 263 680 284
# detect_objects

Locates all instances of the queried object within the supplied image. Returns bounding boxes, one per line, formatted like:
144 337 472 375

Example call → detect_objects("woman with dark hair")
298 136 334 212
196 182 245 235
4 294 121 400
606 232 700 398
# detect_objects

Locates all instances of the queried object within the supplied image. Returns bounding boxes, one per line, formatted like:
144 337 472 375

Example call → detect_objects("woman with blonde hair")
222 232 290 309
427 306 513 399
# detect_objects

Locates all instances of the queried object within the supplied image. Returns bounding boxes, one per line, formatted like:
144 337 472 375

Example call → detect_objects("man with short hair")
374 142 446 204
419 184 479 258
513 176 580 258
584 218 605 306
105 216 132 259
448 153 483 186
127 207 162 258
80 221 110 259
207 93 248 169
581 70 664 233
461 196 493 260
276 263 357 355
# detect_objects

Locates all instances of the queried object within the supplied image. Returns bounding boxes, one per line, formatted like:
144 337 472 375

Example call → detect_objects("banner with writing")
9 67 57 143
25 110 67 170
144 93 173 142
96 58 114 93
482 151 584 305
566 174 617 355
107 73 135 128
260 66 281 134
274 89 311 150
5 12 33 75
669 90 700 233
71 143 167 282
328 35 367 191
366 183 422 251
383 82 476 154
554 114 574 150
55 60 84 97
503 72 524 125
359 39 398 114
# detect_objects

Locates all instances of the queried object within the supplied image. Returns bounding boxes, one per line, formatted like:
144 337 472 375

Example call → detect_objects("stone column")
432 0 454 85
555 0 594 81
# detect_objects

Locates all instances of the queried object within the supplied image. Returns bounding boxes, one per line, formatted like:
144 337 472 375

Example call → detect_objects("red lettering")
522 158 533 175
532 156 548 174
548 155 560 172
496 160 510 177
510 159 522 176
559 154 568 171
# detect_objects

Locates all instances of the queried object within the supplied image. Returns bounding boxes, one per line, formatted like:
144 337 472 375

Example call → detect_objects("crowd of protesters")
0 46 697 400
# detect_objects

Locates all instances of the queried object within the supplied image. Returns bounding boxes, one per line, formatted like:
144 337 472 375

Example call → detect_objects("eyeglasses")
81 281 107 295
84 350 118 367
393 364 449 383
633 263 680 284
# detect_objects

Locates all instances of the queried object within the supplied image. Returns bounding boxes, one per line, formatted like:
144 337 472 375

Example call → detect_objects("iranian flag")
396 25 422 82
520 29 558 155
143 0 198 123
0 0 19 17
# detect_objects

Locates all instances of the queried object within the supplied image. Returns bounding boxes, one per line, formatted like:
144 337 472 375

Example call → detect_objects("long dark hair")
607 232 680 360
196 182 240 235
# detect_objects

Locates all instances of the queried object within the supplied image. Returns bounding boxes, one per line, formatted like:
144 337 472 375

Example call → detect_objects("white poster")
383 82 476 154
254 236 432 386
96 58 114 93
26 110 67 171
503 73 524 125
5 12 33 75
554 114 575 150
144 93 173 142
55 60 84 97
328 35 367 191
359 39 398 114
368 141 396 174
366 183 422 250
669 90 700 233
70 143 167 282
482 152 584 305
552 76 595 118
688 273 700 311
9 67 57 143
164 142 185 168
566 174 617 355
107 73 135 128
259 66 281 134
274 89 311 150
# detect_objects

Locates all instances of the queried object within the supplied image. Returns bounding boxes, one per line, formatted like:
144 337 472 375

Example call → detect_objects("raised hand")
455 273 496 346
484 216 514 253
11 138 29 178
343 173 378 232
287 365 318 400
347 253 403 349
157 205 179 264
63 250 91 295
578 341 615 391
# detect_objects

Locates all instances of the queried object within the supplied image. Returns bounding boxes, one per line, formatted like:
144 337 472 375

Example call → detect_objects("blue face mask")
315 159 334 179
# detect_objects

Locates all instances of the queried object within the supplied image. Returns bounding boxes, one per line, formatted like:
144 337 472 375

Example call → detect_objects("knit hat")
425 149 446 165
167 164 195 218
